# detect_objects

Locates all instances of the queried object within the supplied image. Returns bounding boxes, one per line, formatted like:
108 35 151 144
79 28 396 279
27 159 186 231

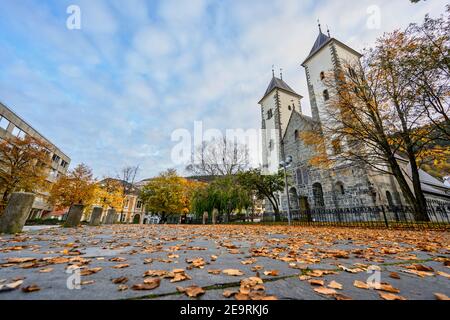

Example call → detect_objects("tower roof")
302 31 332 65
259 76 301 104
301 30 362 66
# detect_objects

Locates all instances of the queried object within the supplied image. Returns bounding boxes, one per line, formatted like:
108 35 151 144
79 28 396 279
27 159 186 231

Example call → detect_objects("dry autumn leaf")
112 264 129 269
263 270 279 276
314 287 337 296
328 281 343 290
308 279 325 286
21 284 40 293
379 293 406 301
353 280 370 290
434 293 450 300
112 277 128 284
132 278 161 291
223 269 244 276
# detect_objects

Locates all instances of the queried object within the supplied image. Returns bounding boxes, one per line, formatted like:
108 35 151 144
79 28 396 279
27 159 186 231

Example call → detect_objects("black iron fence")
260 204 450 230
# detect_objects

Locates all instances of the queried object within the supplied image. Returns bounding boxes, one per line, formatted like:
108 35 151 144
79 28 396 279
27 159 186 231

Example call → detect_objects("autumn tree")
140 169 202 223
404 7 450 139
93 179 126 211
186 137 250 177
49 163 97 210
0 135 51 213
117 165 140 195
238 169 285 221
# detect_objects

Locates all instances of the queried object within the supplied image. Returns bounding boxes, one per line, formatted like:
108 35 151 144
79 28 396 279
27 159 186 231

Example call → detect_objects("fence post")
381 206 389 228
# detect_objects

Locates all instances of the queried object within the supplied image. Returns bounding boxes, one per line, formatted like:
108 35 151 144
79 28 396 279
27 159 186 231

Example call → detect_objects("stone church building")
259 27 450 218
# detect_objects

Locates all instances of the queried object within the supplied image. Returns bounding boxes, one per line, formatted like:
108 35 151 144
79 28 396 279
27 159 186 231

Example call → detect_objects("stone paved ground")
0 225 449 300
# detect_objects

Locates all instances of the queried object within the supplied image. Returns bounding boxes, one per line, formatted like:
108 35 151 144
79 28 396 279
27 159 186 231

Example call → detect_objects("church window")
320 71 325 80
303 169 309 185
386 191 394 207
332 139 342 155
348 67 357 78
312 183 325 208
336 182 345 195
294 130 299 141
267 109 273 120
296 168 303 185
288 105 292 111
323 90 330 101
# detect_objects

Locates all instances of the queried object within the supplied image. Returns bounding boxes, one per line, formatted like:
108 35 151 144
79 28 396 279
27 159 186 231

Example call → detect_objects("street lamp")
280 155 293 226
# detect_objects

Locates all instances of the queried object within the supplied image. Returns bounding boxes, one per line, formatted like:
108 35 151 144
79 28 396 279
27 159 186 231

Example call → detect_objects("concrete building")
0 101 71 218
259 26 450 220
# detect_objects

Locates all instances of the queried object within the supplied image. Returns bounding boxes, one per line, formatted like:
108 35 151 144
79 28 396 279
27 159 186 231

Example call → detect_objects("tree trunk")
407 153 429 221
386 156 429 222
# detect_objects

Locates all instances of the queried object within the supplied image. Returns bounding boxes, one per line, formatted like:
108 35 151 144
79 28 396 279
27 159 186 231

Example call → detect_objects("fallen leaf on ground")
208 269 221 275
335 294 352 300
39 268 53 273
389 272 401 279
223 290 237 298
328 281 343 290
80 267 102 276
353 280 370 290
223 269 244 276
118 285 128 291
132 278 161 291
177 286 205 298
21 284 40 293
112 264 129 269
314 287 337 295
144 270 167 277
379 293 406 300
434 293 450 300
308 279 325 286
0 280 23 292
436 271 450 279
112 277 128 284
81 280 95 285
263 270 279 276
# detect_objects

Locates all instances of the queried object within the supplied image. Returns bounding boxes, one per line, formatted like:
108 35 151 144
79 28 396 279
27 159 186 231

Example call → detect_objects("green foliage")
191 175 253 220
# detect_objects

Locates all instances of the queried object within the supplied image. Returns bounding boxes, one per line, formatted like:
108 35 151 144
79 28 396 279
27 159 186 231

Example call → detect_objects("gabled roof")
259 76 302 104
306 31 332 62
301 31 362 66
281 110 317 141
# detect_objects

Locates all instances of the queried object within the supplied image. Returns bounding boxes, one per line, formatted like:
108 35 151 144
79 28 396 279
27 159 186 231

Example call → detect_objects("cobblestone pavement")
0 225 449 300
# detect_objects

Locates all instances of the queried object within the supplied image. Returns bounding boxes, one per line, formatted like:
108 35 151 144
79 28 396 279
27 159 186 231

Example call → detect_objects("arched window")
294 130 299 141
323 90 330 101
348 67 357 78
267 109 273 120
336 182 345 195
296 168 303 185
313 183 325 208
320 71 325 80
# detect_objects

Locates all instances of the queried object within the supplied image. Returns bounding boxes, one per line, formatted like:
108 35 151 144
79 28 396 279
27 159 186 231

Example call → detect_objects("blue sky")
0 0 446 180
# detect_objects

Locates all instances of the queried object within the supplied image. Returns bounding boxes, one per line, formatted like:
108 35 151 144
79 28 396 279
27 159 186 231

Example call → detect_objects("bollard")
0 192 35 234
90 207 103 226
63 204 85 228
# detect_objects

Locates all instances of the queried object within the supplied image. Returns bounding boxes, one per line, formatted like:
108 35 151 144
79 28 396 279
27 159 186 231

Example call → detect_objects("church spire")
327 25 331 37
280 68 283 80
272 65 275 78
317 19 322 33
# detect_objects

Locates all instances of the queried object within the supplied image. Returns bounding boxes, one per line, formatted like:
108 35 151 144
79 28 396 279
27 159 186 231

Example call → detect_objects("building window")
332 139 342 155
267 109 273 120
288 105 292 111
323 90 330 101
320 71 325 81
348 67 357 78
296 168 303 185
268 139 274 151
136 200 143 209
52 154 61 163
11 126 26 139
294 130 299 141
0 116 10 130
61 160 68 168
312 183 325 208
336 182 345 195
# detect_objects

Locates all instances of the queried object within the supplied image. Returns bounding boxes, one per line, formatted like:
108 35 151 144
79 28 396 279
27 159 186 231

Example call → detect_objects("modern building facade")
0 101 71 218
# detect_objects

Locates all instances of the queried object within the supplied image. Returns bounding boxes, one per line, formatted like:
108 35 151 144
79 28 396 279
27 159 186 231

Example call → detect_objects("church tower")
259 71 302 174
301 25 362 124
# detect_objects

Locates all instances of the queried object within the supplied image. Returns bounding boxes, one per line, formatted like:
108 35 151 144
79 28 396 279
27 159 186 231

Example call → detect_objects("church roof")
301 31 362 66
306 31 332 62
259 76 301 104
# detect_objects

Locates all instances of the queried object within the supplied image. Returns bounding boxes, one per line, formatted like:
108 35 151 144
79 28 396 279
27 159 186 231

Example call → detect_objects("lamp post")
280 155 293 226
